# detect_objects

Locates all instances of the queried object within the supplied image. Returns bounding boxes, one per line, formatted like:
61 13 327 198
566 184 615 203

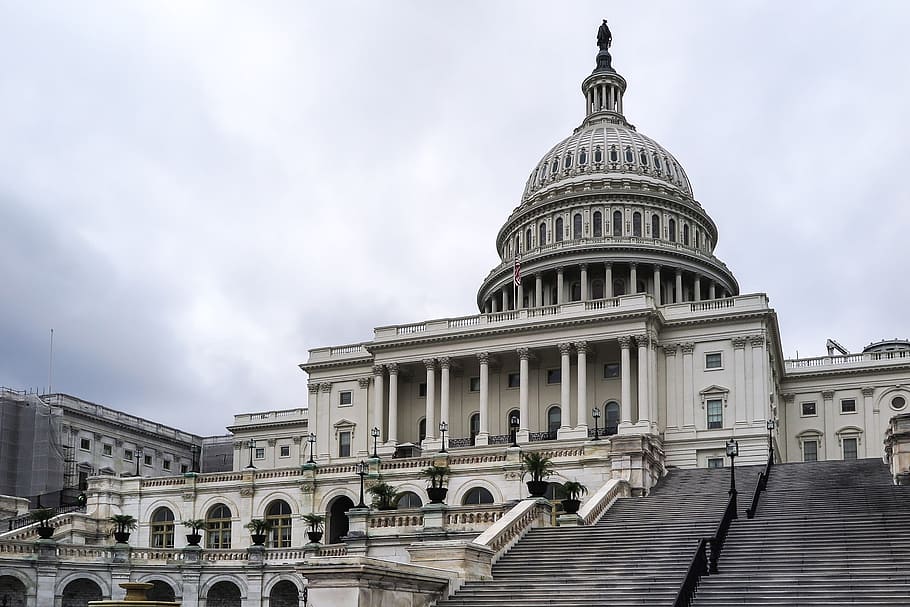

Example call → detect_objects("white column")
318 383 332 459
387 363 399 444
681 344 695 427
649 336 659 430
733 337 748 425
619 337 633 427
580 264 589 301
708 281 716 300
491 297 498 313
501 286 509 311
653 265 662 305
605 263 613 298
636 334 650 427
518 348 530 438
372 365 384 442
694 275 702 302
424 359 436 441
557 267 565 304
535 273 543 308
751 336 766 423
630 263 638 293
477 352 490 445
559 342 572 428
517 282 525 309
439 357 450 433
575 342 588 432
665 344 679 429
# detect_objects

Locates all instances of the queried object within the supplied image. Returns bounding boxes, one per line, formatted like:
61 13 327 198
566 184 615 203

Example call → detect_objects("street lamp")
439 421 448 453
509 414 519 448
135 447 143 476
190 444 200 473
356 460 367 509
371 427 380 459
591 407 601 441
766 419 777 460
726 438 739 518
307 433 316 464
246 439 257 469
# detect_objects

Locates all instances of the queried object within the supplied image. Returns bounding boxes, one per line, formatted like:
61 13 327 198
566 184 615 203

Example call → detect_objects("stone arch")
267 579 301 607
199 575 247 602
55 572 110 601
135 574 181 600
452 478 502 505
205 580 242 607
197 494 241 520
252 490 299 517
0 574 28 607
877 386 910 413
317 488 358 513
326 494 356 544
262 574 304 598
140 497 183 523
60 578 104 607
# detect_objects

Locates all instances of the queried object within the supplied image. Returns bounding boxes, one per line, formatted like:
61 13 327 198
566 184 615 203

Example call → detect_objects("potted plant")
521 451 553 497
561 480 588 514
422 465 450 504
245 518 272 546
29 508 56 539
109 514 138 544
367 481 400 511
302 513 324 544
182 518 207 546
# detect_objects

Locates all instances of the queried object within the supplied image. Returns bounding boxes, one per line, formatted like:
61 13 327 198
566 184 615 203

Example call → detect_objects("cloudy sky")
1 2 908 435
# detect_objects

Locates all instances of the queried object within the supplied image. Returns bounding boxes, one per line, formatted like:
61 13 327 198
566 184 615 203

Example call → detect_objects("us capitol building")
1 23 909 607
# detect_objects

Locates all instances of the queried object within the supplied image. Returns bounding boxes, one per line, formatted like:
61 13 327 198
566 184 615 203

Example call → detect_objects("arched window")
540 162 547 179
579 148 587 165
651 214 661 239
564 152 572 169
525 228 532 251
150 507 175 548
573 213 582 239
593 211 603 237
469 412 480 446
547 406 561 435
462 487 494 505
624 146 634 163
683 224 690 246
592 280 604 299
609 145 618 162
555 217 564 242
396 491 423 509
539 222 547 246
265 500 292 548
418 418 426 442
604 401 620 435
612 211 623 237
639 150 649 166
570 282 581 301
695 229 701 249
632 212 642 237
551 157 559 174
653 154 662 171
206 503 232 549
668 218 677 242
613 279 626 296
507 409 519 433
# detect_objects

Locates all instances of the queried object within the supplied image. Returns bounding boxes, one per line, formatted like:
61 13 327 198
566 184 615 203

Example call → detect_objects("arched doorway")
328 495 355 544
269 580 299 607
146 580 176 602
0 575 27 607
604 401 620 435
61 578 103 607
206 581 241 607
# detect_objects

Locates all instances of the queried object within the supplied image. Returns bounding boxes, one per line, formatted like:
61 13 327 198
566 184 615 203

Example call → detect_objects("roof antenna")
47 328 54 395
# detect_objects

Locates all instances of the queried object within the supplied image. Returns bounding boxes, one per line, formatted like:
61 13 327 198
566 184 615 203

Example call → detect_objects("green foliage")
367 481 401 510
303 512 325 531
521 451 554 482
28 508 55 526
421 465 450 489
245 518 273 534
182 518 207 533
561 480 588 501
108 514 138 534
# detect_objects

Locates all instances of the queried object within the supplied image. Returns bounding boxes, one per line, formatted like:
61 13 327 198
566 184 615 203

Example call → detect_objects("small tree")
245 519 272 535
302 513 325 533
561 480 588 501
182 519 207 534
421 465 450 489
521 452 554 483
29 508 56 527
367 482 400 510
108 514 138 535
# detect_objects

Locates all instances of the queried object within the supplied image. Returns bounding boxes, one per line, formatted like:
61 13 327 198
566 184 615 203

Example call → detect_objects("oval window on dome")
593 211 603 237
640 151 649 166
893 396 907 410
579 148 588 165
612 210 622 237
624 146 634 164
609 145 618 163
595 146 603 163
551 158 559 174
564 153 572 169
555 217 564 242
539 222 547 246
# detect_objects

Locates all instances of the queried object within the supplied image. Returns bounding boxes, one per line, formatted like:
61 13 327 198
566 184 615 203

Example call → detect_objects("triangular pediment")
333 418 356 428
699 384 729 396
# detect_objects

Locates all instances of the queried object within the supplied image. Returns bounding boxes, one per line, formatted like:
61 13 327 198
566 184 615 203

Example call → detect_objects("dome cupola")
477 21 738 313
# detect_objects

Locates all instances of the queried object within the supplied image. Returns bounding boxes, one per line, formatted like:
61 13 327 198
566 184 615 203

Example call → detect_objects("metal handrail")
746 453 773 519
709 493 737 573
6 504 85 531
672 537 709 607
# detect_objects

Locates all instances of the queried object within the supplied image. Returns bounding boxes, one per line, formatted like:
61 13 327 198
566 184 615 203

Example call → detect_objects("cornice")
299 355 374 373
226 419 309 433
782 361 910 381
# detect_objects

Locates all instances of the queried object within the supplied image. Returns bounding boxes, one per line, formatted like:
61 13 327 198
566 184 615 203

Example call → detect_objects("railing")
672 538 709 607
472 498 552 564
6 504 85 531
784 349 910 369
709 493 737 574
577 479 630 526
746 454 773 519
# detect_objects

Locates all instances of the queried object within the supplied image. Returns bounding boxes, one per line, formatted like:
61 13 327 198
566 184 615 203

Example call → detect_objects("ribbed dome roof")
521 120 694 204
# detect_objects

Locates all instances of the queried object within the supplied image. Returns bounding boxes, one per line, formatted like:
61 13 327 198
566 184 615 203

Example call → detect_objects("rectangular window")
507 372 521 388
801 402 817 416
469 377 480 392
707 457 724 469
418 383 427 398
123 449 134 461
144 454 153 466
339 391 352 406
706 399 723 429
163 459 171 470
279 445 291 458
80 438 91 451
547 369 561 384
603 363 620 379
803 440 818 462
102 444 113 457
180 464 188 474
843 437 858 460
254 447 265 460
339 431 351 458
705 352 723 370
841 399 856 413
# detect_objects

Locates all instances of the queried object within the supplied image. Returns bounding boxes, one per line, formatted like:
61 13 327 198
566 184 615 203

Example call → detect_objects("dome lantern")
582 20 628 126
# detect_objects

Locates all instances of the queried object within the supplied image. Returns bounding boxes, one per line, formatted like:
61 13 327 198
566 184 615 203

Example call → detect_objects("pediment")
699 384 729 396
333 418 356 428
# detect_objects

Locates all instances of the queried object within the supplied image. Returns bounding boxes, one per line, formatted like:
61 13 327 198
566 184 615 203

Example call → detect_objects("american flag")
513 255 522 286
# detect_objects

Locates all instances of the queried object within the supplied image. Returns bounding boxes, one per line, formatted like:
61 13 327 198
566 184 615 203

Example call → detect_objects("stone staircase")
437 466 760 607
692 458 910 605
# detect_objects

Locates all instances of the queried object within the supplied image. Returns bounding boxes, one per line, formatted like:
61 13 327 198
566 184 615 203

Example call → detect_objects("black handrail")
746 453 774 519
672 537 709 607
709 493 737 573
6 504 85 531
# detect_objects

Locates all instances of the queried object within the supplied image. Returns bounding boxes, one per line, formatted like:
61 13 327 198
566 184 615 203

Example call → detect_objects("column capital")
517 347 531 361
307 383 320 394
267 438 277 447
556 266 565 275
574 341 589 354
630 262 638 269
749 335 765 347
477 352 490 365
292 436 302 444
358 377 371 389
438 356 451 370
320 382 333 393
580 263 588 271
663 343 679 356
781 392 795 403
681 342 695 355
423 358 436 370
861 386 875 397
618 335 633 349
386 362 399 374
821 390 835 401
634 334 649 348
732 336 748 349
558 342 573 356
675 268 683 277
372 364 384 376
653 264 662 272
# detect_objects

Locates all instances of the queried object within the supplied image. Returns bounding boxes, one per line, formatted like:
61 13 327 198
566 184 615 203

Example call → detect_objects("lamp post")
371 427 380 459
246 439 257 469
766 419 776 461
726 438 739 518
307 433 316 464
135 448 143 476
190 444 200 473
356 460 367 508
591 407 601 441
439 421 448 453
509 414 519 447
